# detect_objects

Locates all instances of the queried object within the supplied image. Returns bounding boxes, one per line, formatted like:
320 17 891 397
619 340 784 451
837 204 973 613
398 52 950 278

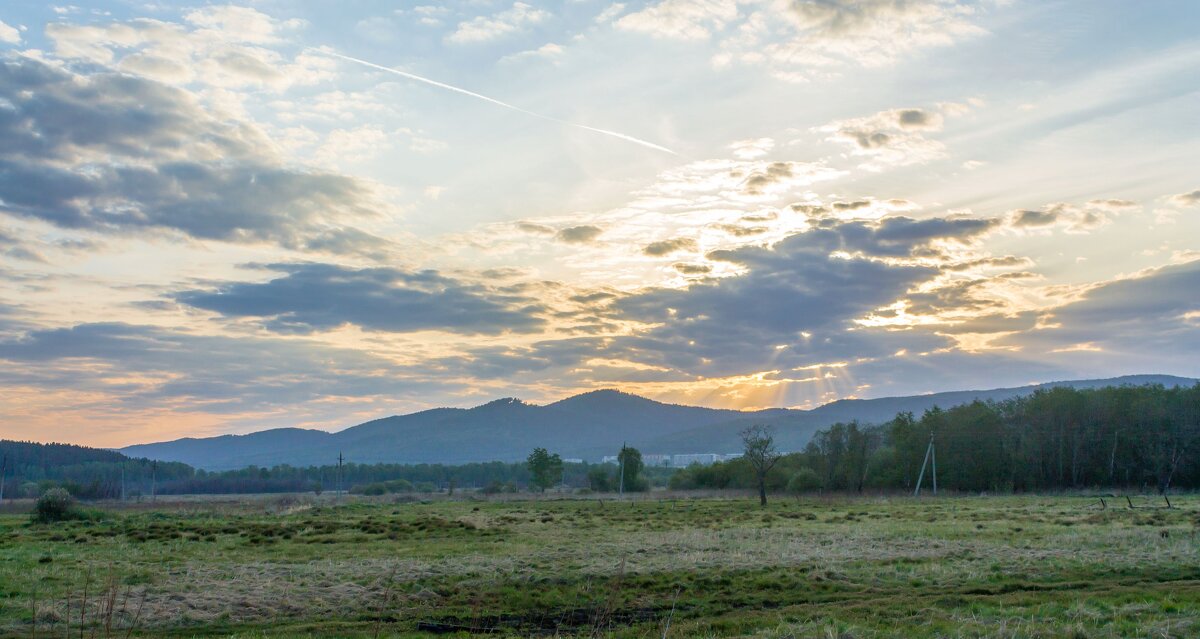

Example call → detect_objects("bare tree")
741 425 782 506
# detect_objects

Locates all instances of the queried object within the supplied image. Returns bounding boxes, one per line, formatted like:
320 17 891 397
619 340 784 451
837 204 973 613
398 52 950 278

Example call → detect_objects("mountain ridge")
120 374 1198 470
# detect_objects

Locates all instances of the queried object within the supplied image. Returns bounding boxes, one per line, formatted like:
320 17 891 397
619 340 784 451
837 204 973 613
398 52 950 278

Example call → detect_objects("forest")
671 384 1200 494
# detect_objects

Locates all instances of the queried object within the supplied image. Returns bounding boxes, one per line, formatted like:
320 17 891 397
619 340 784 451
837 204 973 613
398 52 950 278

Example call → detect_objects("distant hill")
0 439 194 499
1 439 128 468
120 375 1198 471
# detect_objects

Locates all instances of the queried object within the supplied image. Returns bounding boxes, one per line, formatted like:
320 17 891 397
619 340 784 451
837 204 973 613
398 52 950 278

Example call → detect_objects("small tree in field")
526 447 563 492
741 425 782 506
618 446 645 492
32 487 77 523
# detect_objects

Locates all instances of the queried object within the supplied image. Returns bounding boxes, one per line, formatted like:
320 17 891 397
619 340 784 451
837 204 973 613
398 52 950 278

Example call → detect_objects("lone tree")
526 447 563 493
741 424 782 506
618 445 645 492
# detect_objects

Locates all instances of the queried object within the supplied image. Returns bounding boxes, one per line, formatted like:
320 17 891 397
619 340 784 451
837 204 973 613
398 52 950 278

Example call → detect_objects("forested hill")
121 375 1197 470
0 440 125 467
0 440 192 499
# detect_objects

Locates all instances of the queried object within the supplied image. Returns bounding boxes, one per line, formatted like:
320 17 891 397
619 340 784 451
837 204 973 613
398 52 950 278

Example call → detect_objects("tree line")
0 440 661 498
671 384 1200 495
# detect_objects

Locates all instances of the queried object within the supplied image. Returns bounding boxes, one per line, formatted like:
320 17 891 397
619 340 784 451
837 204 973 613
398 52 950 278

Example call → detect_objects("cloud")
174 263 547 335
183 5 304 44
0 56 391 253
644 238 699 256
396 5 449 28
639 158 844 203
1086 198 1138 210
516 221 557 235
45 8 332 90
605 225 943 375
528 214 998 378
1006 203 1112 234
615 0 740 40
997 260 1200 365
0 227 45 263
673 262 712 275
0 322 463 422
596 3 628 23
729 137 775 159
1169 189 1200 207
448 2 550 43
557 225 604 243
818 107 947 169
0 20 20 45
1010 209 1057 228
616 0 988 81
501 42 565 64
713 223 768 236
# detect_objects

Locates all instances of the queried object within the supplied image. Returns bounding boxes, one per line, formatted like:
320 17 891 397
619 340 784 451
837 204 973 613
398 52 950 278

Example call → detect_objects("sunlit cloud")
447 2 550 44
614 0 991 81
0 19 20 44
1169 189 1200 207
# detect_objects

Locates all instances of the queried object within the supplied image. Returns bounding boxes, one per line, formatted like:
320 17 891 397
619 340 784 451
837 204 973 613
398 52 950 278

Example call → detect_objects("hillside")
119 374 1198 470
0 439 192 499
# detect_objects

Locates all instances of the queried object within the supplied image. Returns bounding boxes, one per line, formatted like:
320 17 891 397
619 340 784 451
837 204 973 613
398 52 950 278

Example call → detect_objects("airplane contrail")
309 48 679 156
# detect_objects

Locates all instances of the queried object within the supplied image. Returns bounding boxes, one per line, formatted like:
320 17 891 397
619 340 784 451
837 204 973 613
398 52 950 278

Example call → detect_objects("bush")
350 482 386 496
587 468 612 492
32 488 79 523
384 479 414 493
786 468 822 494
624 477 650 492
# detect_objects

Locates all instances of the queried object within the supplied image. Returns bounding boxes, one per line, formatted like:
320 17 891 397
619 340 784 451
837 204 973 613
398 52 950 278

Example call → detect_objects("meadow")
1 492 1198 638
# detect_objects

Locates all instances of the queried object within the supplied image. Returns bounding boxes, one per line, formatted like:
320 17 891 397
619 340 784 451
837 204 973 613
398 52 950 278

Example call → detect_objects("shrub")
383 479 414 493
587 468 612 492
786 468 822 494
351 482 387 496
32 488 79 523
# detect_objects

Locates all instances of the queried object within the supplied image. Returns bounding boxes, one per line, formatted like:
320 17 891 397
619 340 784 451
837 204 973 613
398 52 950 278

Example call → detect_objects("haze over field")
0 1 1197 447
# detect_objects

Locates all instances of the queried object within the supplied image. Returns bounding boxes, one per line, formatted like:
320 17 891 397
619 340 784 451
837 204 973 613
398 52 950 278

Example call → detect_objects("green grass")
1 494 1198 637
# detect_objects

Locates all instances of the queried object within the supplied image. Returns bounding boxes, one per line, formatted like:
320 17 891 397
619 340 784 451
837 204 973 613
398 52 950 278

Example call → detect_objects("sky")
0 0 1198 447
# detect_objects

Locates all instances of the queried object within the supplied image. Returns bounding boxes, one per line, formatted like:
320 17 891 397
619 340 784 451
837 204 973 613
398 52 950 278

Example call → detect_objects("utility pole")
336 452 344 504
914 432 937 497
931 434 938 496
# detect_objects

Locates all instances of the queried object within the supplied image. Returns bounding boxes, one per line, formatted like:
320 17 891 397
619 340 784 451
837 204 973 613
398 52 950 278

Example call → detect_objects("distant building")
598 452 744 466
642 454 672 467
562 458 584 464
672 453 721 466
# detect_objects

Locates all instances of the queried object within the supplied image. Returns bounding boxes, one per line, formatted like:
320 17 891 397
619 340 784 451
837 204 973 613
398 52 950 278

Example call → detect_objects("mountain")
120 375 1198 471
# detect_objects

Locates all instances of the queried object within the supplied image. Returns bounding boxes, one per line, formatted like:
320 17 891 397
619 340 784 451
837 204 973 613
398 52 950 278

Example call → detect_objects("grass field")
1 493 1198 638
